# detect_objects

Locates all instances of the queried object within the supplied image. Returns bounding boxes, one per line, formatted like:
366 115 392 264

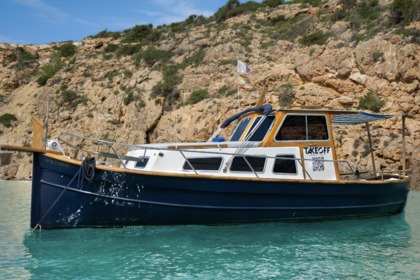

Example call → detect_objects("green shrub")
91 29 121 39
116 44 142 57
357 92 385 112
350 33 366 43
262 0 284 7
124 91 135 105
37 64 60 86
121 86 140 106
55 42 77 57
353 139 361 149
394 27 420 44
361 142 371 157
57 87 88 109
107 71 118 82
213 0 242 22
409 29 420 44
0 113 17 127
270 15 286 25
37 52 63 86
299 30 331 45
137 99 146 108
336 42 346 48
269 15 313 42
108 119 120 125
289 0 322 6
104 43 119 53
309 48 316 56
135 46 174 67
339 0 357 9
169 22 187 34
15 47 38 70
391 0 420 25
184 15 207 26
123 70 133 78
122 24 161 43
102 53 113 60
151 65 181 108
356 0 380 20
186 89 210 105
123 24 153 42
60 89 78 104
278 83 295 107
330 9 349 22
217 85 229 96
178 49 206 69
213 0 269 23
217 85 236 97
346 0 383 31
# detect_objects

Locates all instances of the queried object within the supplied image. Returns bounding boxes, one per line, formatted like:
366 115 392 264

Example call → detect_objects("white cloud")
12 0 68 24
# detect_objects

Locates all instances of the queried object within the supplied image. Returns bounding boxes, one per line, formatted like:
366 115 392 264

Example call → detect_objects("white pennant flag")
237 59 250 74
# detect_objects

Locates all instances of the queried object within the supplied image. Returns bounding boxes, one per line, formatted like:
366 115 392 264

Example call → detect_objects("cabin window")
230 156 266 172
273 155 297 174
135 157 149 168
246 115 275 141
230 118 251 141
183 157 223 171
307 116 328 140
275 115 328 141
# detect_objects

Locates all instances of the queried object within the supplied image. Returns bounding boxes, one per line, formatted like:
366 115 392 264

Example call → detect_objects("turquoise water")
0 180 419 279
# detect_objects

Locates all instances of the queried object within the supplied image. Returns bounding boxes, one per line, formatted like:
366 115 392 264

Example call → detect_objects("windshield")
246 115 275 141
230 118 251 141
230 115 275 142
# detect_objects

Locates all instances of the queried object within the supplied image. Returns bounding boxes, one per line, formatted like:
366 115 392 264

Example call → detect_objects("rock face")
0 0 418 189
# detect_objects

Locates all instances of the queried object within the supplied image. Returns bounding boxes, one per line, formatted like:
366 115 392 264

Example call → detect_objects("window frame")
229 155 267 173
273 154 298 175
182 157 224 171
135 156 150 168
274 114 329 142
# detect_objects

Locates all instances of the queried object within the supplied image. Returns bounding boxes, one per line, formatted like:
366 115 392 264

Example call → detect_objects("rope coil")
82 157 96 182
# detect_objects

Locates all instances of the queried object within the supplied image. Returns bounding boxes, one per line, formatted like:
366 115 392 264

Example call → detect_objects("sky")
1 0 263 45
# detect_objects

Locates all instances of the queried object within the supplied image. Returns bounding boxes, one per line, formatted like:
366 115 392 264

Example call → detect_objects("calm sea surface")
0 179 419 279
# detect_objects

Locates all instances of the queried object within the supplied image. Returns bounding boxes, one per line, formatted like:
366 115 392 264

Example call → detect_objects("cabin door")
302 146 336 180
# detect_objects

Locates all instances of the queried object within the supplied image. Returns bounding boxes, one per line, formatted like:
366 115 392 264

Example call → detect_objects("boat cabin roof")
210 106 405 147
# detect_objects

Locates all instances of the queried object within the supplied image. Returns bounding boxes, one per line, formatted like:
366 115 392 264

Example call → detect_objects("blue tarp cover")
332 111 400 125
220 104 272 128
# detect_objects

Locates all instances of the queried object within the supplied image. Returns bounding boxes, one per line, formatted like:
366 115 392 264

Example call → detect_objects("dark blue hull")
30 153 410 229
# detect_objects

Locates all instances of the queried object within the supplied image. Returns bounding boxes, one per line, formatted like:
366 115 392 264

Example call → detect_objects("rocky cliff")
0 0 418 189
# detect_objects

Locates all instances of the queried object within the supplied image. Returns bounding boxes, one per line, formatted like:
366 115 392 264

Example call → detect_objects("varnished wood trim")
0 145 64 155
